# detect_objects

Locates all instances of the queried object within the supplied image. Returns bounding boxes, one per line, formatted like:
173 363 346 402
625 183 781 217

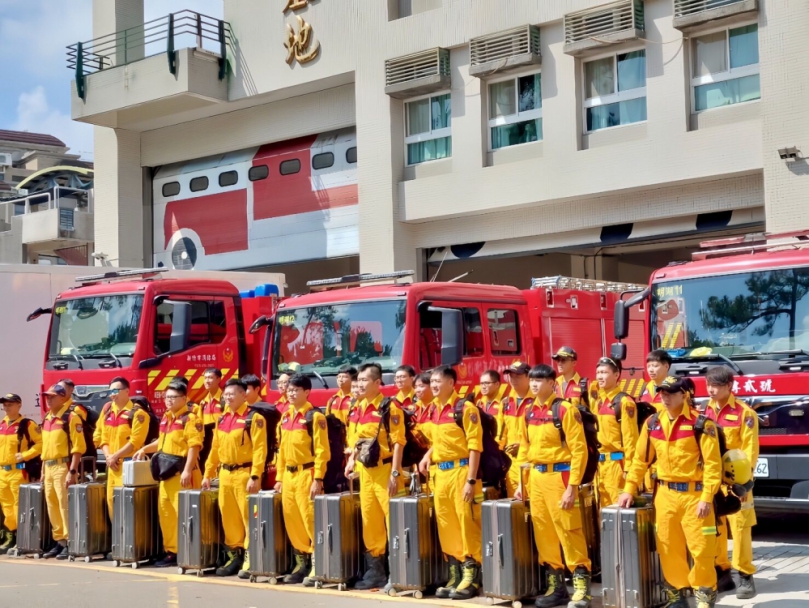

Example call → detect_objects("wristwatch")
466 478 476 485
250 475 259 481
391 470 400 478
314 477 324 482
69 469 78 476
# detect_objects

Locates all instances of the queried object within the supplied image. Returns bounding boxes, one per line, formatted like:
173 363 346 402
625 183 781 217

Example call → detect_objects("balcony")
68 10 232 129
563 0 645 56
385 48 451 99
673 0 758 30
470 25 541 78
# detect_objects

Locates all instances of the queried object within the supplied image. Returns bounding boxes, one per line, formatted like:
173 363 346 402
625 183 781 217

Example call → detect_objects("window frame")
486 308 521 356
218 170 239 187
161 181 181 197
248 164 269 182
346 146 357 164
582 47 647 134
189 176 209 192
689 21 760 114
279 158 302 176
312 151 335 170
487 69 543 151
403 90 452 167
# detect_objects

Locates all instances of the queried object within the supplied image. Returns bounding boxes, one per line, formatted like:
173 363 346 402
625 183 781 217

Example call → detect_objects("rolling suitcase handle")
79 456 97 482
614 506 625 608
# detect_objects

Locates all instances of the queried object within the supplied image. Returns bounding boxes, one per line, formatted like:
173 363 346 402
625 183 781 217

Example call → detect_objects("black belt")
370 457 393 468
222 462 251 472
286 462 314 473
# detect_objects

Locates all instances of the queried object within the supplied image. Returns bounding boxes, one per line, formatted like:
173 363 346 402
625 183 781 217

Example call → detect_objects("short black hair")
415 372 432 385
58 378 75 388
174 376 189 387
359 362 383 381
241 374 261 390
528 364 555 380
482 369 501 383
596 357 622 374
288 373 312 391
396 365 416 378
110 376 130 389
131 396 150 409
166 380 188 396
706 367 734 386
647 349 673 366
224 378 246 391
205 368 223 378
430 365 457 383
338 365 358 379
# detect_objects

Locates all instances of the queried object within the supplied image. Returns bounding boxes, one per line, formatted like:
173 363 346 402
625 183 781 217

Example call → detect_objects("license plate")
754 457 769 478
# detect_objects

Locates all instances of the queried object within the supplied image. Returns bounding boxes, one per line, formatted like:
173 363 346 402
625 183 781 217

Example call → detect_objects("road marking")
168 583 179 606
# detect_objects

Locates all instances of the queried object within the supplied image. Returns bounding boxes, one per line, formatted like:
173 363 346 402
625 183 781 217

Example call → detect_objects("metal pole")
168 13 177 75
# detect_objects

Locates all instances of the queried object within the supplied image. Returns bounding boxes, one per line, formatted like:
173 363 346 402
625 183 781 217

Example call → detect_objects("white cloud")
14 86 95 160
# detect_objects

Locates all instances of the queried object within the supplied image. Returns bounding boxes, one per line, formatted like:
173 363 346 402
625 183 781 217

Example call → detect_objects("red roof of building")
0 129 66 148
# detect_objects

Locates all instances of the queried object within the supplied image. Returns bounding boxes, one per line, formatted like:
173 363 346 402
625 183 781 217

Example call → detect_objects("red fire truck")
612 231 809 513
258 271 647 404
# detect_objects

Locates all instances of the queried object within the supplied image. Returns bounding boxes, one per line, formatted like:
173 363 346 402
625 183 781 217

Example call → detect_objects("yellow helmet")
723 448 754 497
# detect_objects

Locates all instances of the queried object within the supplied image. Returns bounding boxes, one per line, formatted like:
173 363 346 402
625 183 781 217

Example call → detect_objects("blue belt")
0 463 25 471
437 458 469 471
658 480 703 493
599 452 624 462
534 462 571 473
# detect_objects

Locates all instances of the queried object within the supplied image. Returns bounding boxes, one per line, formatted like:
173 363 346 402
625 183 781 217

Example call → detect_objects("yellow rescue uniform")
556 373 583 408
0 417 41 532
394 389 415 411
204 403 268 549
100 401 150 517
155 408 203 554
195 390 223 471
706 395 758 576
625 407 722 591
325 390 352 426
502 392 534 497
277 402 330 554
426 393 483 563
593 387 639 507
522 394 591 572
42 403 87 542
347 393 406 557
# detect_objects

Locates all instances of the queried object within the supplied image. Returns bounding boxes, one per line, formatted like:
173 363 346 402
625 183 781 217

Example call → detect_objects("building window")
162 181 181 197
405 93 451 165
583 50 647 132
463 308 484 357
189 176 209 192
249 165 269 181
488 309 520 355
312 152 334 170
218 170 238 187
280 159 301 175
489 73 542 150
692 24 760 112
346 147 357 164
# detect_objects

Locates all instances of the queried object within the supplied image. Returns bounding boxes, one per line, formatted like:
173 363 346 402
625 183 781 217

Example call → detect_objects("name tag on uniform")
236 419 246 425
680 425 693 431
725 415 739 421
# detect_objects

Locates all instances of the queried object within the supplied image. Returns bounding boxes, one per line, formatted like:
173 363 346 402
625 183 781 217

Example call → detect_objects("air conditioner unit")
0 153 13 167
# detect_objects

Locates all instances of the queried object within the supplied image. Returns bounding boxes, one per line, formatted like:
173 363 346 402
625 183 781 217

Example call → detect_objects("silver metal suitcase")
111 485 161 568
388 493 445 597
313 483 362 589
177 489 222 576
67 463 110 562
579 483 601 578
600 505 666 608
122 460 157 487
13 483 52 557
482 499 539 605
247 490 291 584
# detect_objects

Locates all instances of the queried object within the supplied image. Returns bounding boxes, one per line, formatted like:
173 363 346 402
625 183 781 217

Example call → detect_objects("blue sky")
0 0 223 161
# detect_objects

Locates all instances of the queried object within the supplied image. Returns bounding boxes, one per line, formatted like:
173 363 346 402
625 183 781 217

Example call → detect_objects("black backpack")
607 391 658 432
305 409 348 494
379 398 430 469
546 398 601 485
105 401 160 447
453 398 511 489
61 404 99 459
245 403 283 455
16 418 42 481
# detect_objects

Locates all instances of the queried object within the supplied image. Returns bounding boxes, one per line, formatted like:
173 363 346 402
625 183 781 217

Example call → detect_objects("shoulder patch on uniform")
391 414 400 426
255 418 264 429
196 422 203 432
318 418 326 430
137 414 146 424
746 416 755 428
469 412 478 424
76 424 83 433
706 423 716 438
625 405 635 419
573 410 582 424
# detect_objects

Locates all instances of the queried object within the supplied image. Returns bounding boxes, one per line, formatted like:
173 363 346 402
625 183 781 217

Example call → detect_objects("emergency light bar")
531 275 645 293
307 270 414 291
75 267 168 284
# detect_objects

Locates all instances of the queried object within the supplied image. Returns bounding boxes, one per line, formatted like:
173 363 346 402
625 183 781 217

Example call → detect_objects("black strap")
644 413 660 465
610 392 630 423
551 398 566 446
16 418 32 452
579 377 590 408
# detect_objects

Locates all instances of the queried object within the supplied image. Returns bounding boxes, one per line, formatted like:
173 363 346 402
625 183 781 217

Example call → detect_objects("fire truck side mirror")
249 315 272 335
27 307 52 322
429 306 463 368
169 301 192 354
610 342 627 362
614 300 630 340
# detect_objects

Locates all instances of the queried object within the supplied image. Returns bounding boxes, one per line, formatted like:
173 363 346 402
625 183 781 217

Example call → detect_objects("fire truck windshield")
272 299 406 377
48 295 144 361
652 267 809 358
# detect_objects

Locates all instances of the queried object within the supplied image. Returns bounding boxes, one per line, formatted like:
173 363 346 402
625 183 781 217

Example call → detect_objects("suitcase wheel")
414 591 423 600
33 553 41 560
486 598 494 605
131 562 139 570
177 568 185 575
387 588 398 598
269 577 279 585
84 556 92 563
337 583 346 591
249 575 257 584
68 556 75 562
314 581 323 589
512 602 522 608
112 560 120 568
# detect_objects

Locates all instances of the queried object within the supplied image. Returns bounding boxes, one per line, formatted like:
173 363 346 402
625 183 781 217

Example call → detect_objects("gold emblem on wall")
284 14 320 64
283 0 310 12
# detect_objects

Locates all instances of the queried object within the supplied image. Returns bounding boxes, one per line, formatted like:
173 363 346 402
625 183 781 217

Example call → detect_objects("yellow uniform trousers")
158 471 202 554
715 493 756 576
528 468 590 571
433 465 482 563
0 469 26 532
219 467 251 550
505 460 524 498
44 463 69 542
597 460 625 508
357 461 404 558
655 485 717 590
106 465 125 520
282 468 316 554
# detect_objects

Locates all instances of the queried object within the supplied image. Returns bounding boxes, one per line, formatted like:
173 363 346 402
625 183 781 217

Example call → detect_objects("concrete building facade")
71 0 808 291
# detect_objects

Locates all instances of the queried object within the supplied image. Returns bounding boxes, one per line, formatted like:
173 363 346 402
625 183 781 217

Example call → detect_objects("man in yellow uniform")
274 374 330 585
100 377 150 520
326 366 356 425
476 370 505 449
133 380 202 567
202 378 268 576
418 365 483 600
704 367 758 600
393 365 416 410
553 347 583 407
0 394 42 554
514 365 591 608
619 376 722 608
41 384 86 559
243 374 263 406
345 362 406 590
592 357 638 507
641 350 673 409
502 362 534 497
276 372 292 415
196 368 223 470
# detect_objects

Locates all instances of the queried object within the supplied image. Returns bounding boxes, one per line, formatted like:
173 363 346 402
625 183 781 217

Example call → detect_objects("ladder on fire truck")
531 275 646 293
693 230 809 260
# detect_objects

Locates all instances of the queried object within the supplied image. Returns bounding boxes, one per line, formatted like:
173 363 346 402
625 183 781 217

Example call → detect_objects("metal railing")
564 0 644 45
532 275 645 293
0 188 93 233
67 10 232 100
470 25 540 68
674 0 749 18
385 48 450 88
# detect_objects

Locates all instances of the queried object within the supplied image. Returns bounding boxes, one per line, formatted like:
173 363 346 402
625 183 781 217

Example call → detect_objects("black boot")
215 547 244 577
449 558 481 600
237 549 251 579
43 541 65 559
736 573 756 599
436 557 461 599
715 566 736 593
354 552 387 590
154 552 177 568
286 551 310 585
567 566 591 608
535 567 570 608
